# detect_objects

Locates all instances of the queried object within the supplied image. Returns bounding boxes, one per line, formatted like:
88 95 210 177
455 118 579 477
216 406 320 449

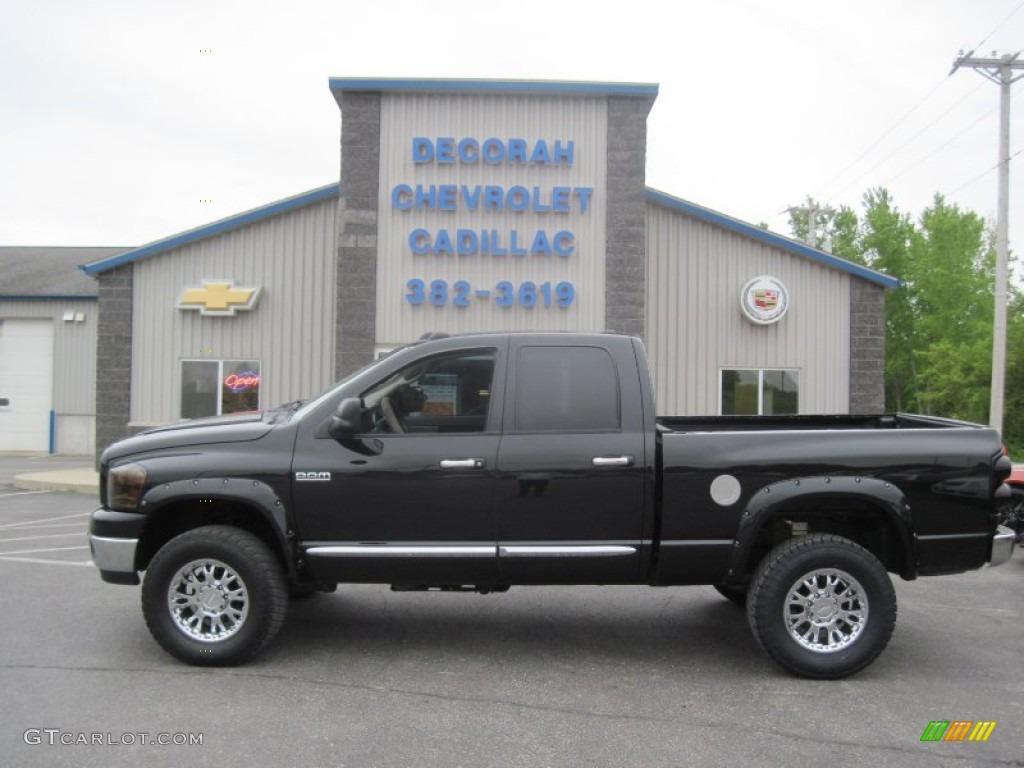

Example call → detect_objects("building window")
181 359 261 418
720 369 799 415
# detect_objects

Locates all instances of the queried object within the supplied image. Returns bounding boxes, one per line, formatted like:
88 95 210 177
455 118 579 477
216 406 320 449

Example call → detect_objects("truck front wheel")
746 534 896 679
141 525 288 666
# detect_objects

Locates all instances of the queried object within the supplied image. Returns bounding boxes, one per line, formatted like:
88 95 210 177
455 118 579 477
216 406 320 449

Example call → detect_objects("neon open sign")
224 372 260 392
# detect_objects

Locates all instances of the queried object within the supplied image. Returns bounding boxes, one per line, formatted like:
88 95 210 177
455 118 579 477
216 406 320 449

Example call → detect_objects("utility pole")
788 202 835 250
951 50 1024 434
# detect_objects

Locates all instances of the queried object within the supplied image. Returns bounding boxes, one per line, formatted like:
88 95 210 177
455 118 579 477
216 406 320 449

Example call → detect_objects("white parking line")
0 533 86 543
0 490 53 498
0 545 90 555
0 556 93 567
0 512 90 529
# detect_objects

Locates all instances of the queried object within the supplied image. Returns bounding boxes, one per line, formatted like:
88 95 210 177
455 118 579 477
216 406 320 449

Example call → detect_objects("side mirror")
327 398 363 439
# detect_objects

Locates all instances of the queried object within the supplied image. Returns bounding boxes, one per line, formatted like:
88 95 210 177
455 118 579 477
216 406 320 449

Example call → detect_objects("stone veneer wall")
335 92 381 378
604 95 655 340
94 264 134 463
849 279 887 413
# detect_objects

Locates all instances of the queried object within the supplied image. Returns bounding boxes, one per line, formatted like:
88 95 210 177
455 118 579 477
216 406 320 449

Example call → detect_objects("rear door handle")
592 456 634 468
440 459 486 469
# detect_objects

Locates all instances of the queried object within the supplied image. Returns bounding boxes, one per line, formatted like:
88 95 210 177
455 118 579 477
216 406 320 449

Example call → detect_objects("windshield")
289 355 393 421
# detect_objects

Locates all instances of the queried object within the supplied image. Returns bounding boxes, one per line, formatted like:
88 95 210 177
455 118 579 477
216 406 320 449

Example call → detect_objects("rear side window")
514 346 620 432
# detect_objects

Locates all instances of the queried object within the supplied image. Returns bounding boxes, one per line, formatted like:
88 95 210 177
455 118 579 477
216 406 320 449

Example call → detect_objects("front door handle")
592 455 634 468
440 459 486 469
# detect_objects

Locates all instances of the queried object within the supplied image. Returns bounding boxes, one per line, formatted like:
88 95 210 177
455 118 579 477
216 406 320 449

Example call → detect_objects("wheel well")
135 499 292 577
742 499 909 582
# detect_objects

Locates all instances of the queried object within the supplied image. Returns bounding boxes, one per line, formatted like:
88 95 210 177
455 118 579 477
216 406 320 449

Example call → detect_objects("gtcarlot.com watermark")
23 729 203 747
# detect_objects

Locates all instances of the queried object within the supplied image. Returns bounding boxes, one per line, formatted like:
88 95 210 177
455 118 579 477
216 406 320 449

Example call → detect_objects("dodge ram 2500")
89 332 1016 678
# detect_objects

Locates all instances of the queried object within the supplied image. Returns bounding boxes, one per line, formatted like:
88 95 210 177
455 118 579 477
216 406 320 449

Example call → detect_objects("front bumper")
88 507 146 585
89 535 139 584
989 525 1017 567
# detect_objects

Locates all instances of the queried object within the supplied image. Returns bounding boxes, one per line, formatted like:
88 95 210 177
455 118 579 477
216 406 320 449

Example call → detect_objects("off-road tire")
141 525 288 666
746 534 896 679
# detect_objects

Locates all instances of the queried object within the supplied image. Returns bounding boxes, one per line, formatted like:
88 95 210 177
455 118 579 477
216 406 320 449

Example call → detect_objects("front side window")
720 369 799 415
514 346 620 432
361 349 496 434
181 359 261 418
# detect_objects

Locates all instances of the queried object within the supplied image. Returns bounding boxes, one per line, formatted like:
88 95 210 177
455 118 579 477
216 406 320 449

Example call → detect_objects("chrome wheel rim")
167 559 249 642
784 568 868 653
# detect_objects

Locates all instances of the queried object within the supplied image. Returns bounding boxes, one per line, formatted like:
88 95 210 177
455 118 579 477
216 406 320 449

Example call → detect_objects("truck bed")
657 413 986 432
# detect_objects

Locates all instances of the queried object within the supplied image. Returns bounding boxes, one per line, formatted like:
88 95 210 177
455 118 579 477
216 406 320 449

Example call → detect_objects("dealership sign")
177 280 262 317
740 276 789 325
393 136 587 310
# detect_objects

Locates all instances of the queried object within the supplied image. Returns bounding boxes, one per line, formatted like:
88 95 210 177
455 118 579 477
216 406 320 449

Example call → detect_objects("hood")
102 411 274 462
145 411 264 432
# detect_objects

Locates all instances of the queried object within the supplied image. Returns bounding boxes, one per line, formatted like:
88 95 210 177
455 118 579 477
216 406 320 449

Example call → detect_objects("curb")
13 470 99 496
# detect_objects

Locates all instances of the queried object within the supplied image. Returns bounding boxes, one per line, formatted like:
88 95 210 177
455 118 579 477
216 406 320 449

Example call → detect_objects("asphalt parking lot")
0 461 1021 767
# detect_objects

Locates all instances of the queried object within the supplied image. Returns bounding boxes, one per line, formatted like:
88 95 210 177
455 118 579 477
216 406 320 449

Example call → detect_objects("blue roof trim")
329 77 659 97
645 189 901 289
0 294 98 301
82 183 341 276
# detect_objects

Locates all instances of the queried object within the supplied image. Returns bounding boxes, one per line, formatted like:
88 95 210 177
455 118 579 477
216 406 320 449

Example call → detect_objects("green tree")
858 189 917 412
909 195 994 422
787 188 1020 436
1001 289 1024 454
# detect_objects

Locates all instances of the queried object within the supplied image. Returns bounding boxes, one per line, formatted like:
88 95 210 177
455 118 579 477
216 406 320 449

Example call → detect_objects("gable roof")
79 183 899 290
82 184 340 276
646 189 900 289
0 247 128 298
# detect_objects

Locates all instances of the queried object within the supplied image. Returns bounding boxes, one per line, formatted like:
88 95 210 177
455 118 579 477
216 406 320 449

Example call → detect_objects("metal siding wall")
645 204 851 416
0 299 97 415
376 94 608 344
130 198 337 424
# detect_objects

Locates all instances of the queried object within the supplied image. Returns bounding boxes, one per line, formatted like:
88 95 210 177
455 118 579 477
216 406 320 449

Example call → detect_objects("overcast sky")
1 0 1022 274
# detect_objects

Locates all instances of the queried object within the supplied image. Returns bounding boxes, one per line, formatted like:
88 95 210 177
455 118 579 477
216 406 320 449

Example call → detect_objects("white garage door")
0 318 55 452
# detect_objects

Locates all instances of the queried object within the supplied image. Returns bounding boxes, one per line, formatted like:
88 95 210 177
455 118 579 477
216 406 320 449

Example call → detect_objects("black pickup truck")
89 332 1016 678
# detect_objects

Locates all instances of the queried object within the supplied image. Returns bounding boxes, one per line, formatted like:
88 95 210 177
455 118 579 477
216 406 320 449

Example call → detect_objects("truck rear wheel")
141 525 288 666
746 534 896 679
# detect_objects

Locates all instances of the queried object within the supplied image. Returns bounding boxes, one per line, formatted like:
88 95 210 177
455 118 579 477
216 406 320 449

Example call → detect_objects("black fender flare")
725 475 916 582
138 477 295 577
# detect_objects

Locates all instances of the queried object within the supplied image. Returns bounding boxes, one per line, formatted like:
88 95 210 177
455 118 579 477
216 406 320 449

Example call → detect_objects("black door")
494 340 647 583
294 345 505 585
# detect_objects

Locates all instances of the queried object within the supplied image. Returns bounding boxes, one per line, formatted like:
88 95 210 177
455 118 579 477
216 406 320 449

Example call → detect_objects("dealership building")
0 247 124 454
0 79 898 457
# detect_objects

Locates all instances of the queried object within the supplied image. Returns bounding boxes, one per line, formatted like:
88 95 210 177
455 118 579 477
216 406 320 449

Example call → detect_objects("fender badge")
296 472 332 482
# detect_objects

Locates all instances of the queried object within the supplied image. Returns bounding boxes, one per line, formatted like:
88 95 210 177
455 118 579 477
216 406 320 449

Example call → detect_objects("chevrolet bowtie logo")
177 280 261 316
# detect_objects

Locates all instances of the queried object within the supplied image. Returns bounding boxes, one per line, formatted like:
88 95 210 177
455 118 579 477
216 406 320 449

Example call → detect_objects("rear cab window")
511 346 621 433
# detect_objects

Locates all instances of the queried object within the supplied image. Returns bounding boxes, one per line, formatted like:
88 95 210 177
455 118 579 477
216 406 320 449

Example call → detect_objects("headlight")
107 463 147 511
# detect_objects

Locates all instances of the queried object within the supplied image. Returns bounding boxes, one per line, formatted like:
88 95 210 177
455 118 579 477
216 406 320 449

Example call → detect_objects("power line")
972 0 1024 51
828 81 988 199
884 86 1019 191
881 104 999 187
812 0 1024 202
947 147 1024 196
813 77 952 200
